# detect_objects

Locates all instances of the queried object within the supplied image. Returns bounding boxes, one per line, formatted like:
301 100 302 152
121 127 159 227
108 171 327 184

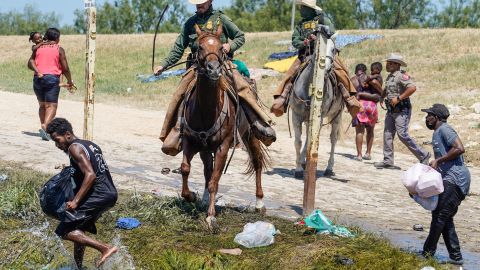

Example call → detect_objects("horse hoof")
206 216 219 234
323 169 335 177
255 206 267 215
201 193 209 206
183 191 197 203
294 170 304 179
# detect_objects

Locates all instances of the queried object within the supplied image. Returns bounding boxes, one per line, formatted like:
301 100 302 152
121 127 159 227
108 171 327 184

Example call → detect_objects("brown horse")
180 24 269 232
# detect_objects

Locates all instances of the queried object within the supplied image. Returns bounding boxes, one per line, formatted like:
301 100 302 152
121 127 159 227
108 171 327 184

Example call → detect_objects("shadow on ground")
266 167 351 183
22 131 41 138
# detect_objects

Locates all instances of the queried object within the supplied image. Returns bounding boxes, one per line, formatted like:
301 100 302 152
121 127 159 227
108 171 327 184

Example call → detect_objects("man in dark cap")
421 103 470 265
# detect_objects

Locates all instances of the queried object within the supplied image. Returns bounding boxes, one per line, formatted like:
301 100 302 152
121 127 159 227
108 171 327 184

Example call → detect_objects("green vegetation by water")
0 161 444 269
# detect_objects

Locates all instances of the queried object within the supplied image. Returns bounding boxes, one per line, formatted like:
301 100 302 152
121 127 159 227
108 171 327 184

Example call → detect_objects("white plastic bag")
413 194 438 211
415 167 444 198
234 221 276 248
402 163 444 198
402 163 428 194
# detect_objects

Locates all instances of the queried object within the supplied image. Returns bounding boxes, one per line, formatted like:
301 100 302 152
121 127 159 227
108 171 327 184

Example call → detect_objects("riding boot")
161 101 186 156
270 82 292 117
338 83 362 119
270 58 301 117
242 101 276 146
159 67 196 141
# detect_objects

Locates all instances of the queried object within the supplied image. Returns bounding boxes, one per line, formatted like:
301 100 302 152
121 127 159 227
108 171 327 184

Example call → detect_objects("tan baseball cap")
295 0 322 11
385 53 407 67
189 0 209 4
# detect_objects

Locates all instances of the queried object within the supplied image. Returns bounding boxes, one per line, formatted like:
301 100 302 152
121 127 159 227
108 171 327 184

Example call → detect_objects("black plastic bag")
39 166 75 221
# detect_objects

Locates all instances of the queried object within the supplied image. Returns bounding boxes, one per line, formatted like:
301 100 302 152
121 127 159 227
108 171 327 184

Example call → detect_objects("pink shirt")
35 44 62 76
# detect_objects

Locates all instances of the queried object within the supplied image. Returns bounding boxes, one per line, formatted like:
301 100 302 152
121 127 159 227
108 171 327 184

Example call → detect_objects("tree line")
1 0 479 35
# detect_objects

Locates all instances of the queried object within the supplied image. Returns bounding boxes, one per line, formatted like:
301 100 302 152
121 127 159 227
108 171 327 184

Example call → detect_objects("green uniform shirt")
384 70 415 100
160 7 245 68
292 12 335 51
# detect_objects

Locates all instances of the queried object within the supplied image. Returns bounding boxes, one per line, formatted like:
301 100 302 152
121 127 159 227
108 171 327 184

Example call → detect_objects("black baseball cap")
421 104 450 120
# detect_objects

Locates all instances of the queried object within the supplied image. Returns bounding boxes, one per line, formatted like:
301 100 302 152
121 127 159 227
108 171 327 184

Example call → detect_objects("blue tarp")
136 69 186 83
268 34 384 60
335 34 384 49
268 51 298 60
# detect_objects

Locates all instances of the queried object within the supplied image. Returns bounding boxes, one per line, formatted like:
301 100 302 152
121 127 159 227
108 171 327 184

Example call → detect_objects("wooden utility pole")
84 0 96 140
303 32 328 215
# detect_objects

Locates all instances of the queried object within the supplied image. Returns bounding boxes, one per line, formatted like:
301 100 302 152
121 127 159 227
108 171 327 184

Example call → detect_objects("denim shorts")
33 74 60 103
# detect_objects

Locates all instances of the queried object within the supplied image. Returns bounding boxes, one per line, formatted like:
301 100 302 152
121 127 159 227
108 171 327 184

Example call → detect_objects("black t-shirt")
68 139 117 208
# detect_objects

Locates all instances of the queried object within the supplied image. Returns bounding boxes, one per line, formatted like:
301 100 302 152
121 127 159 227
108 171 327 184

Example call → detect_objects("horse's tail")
242 133 271 176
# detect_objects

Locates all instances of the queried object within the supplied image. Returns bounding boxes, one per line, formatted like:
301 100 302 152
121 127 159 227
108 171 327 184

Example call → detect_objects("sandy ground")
1 90 479 267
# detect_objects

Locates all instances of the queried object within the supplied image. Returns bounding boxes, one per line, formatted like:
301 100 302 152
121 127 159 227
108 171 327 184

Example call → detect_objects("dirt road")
1 90 478 266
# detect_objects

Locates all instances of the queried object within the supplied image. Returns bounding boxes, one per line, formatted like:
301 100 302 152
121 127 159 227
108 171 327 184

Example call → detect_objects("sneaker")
39 129 50 141
441 258 464 265
374 162 394 169
448 258 464 265
420 152 431 165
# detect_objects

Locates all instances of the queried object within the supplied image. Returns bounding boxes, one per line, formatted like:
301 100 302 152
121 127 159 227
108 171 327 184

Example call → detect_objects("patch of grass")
0 162 44 219
0 161 445 269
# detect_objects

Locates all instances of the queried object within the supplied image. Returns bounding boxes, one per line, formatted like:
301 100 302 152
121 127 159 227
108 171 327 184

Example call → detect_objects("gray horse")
289 57 344 179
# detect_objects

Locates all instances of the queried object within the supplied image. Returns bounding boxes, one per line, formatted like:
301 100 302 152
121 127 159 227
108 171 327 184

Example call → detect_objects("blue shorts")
33 74 60 103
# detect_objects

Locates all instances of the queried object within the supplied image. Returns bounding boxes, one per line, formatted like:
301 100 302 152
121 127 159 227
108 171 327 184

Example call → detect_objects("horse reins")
223 61 241 174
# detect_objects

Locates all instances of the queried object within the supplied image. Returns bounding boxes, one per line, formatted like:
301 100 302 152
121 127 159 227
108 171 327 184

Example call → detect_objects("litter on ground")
116 217 141 230
303 209 354 238
249 68 281 81
218 248 242 256
234 221 276 248
263 57 297 73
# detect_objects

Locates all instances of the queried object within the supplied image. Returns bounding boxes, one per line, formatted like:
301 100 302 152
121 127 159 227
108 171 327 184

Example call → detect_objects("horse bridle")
195 35 227 78
196 51 226 76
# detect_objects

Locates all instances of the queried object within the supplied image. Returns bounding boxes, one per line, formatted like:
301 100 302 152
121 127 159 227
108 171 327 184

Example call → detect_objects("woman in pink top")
28 28 73 141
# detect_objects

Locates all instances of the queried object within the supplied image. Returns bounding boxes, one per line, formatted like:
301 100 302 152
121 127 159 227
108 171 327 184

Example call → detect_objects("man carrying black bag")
46 118 118 268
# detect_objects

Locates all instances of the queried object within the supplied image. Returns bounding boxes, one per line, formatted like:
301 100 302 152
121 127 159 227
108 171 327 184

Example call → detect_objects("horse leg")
200 151 214 205
206 139 231 233
292 111 305 179
246 135 267 214
324 116 341 177
181 143 197 202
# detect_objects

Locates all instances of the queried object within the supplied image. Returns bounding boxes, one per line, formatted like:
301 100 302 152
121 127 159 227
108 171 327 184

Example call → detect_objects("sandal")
363 154 371 160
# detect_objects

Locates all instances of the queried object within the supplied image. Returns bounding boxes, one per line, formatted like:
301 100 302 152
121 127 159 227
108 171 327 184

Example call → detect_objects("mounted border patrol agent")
270 0 361 118
374 53 430 169
155 0 276 155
